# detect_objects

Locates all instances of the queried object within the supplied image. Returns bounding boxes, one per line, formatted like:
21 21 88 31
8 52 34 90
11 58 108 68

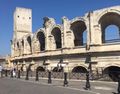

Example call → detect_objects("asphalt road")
0 77 118 94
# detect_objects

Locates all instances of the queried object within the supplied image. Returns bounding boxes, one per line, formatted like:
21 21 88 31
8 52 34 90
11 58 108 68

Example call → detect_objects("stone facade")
10 6 120 75
0 57 7 70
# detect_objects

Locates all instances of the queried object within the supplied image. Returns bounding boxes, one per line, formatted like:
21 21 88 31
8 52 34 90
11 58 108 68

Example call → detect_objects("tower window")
29 17 31 19
17 16 19 18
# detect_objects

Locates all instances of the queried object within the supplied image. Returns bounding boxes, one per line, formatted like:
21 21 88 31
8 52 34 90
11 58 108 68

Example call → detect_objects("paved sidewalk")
11 76 118 94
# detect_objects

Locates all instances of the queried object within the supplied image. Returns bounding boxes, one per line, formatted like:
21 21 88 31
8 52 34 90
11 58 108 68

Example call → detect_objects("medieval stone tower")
13 7 32 40
11 7 32 56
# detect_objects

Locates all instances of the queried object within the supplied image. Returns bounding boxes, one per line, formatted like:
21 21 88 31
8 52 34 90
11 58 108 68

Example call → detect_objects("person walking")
13 68 16 78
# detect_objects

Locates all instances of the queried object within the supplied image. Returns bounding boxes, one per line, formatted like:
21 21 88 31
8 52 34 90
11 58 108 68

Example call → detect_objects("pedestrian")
13 68 16 78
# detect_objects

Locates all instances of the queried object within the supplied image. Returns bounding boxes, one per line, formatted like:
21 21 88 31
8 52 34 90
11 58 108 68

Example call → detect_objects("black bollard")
48 71 52 84
25 69 29 80
35 70 39 81
118 76 120 94
85 72 91 90
18 70 20 78
5 70 7 77
11 70 13 78
1 70 3 78
64 72 68 86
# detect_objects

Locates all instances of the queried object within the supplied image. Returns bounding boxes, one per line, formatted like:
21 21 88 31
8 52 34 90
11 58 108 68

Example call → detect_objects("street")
0 77 118 94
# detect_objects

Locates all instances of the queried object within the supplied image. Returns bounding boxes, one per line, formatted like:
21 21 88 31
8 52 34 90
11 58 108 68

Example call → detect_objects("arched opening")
20 64 24 71
27 36 32 53
36 66 45 72
17 42 20 50
21 40 24 55
21 40 24 48
26 64 34 77
51 27 62 49
52 66 63 72
99 12 120 43
105 25 120 43
72 66 87 73
37 32 45 51
71 21 87 46
17 42 20 55
103 66 120 81
27 64 33 71
20 64 26 76
83 31 87 44
20 64 26 71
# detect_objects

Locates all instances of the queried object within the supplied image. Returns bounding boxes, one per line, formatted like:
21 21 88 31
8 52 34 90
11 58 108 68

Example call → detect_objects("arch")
21 39 24 55
27 64 34 71
17 42 20 49
51 27 62 49
70 20 87 46
20 64 26 71
36 66 45 72
72 66 87 73
27 36 32 53
21 39 24 48
98 12 120 43
37 31 45 51
52 66 63 72
105 25 119 42
16 42 20 55
103 66 120 81
97 9 120 22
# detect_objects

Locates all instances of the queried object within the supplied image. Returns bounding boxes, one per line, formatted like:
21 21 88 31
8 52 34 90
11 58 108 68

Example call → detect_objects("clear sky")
0 0 120 56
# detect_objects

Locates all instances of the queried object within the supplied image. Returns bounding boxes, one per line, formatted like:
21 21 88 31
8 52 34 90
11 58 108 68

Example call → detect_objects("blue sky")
0 0 120 56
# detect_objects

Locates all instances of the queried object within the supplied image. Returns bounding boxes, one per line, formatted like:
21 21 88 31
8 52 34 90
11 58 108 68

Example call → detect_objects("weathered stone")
10 6 120 75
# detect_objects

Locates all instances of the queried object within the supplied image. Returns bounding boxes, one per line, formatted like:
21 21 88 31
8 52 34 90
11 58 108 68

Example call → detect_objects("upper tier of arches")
12 6 120 56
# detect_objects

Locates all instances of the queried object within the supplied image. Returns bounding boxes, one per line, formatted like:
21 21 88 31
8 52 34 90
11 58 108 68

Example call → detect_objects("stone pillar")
43 17 56 51
85 13 91 50
62 16 74 48
89 12 102 45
